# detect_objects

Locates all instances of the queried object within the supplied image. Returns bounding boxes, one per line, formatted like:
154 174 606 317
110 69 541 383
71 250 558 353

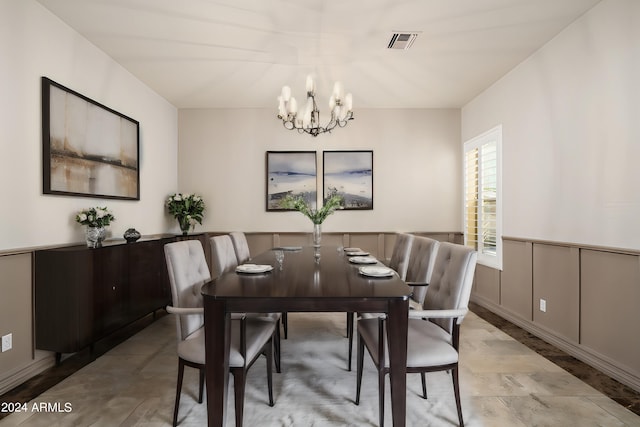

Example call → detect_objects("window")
463 125 502 270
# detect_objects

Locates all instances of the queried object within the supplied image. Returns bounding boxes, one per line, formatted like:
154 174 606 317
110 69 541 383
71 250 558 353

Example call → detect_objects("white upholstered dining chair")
387 232 415 280
230 231 251 264
347 234 433 371
355 242 477 427
210 234 282 372
164 240 277 427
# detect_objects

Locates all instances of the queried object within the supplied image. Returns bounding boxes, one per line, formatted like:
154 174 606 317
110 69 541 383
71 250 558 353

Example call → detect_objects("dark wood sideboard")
34 236 181 362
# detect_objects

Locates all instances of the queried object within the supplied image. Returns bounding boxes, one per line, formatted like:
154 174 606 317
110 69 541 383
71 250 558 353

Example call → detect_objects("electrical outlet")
1 333 12 352
539 299 547 313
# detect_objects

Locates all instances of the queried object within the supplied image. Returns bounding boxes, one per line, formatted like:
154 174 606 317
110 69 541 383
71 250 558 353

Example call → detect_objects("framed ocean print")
323 150 373 210
42 77 140 200
266 151 317 211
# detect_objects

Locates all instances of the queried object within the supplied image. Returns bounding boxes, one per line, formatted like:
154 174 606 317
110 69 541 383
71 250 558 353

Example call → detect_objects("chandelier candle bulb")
277 96 286 117
281 85 291 101
306 75 315 94
333 81 343 101
288 97 298 114
345 93 353 111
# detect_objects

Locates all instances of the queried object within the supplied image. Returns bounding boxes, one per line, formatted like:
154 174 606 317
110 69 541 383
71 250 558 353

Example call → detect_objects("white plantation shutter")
463 126 502 270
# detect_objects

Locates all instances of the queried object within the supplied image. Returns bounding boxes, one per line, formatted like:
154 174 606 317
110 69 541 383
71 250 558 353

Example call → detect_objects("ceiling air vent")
387 33 418 50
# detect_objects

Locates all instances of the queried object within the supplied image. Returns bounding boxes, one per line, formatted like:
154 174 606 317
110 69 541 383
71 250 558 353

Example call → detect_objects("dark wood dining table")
201 245 412 426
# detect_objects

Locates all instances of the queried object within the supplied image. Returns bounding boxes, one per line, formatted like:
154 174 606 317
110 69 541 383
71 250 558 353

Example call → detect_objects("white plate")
359 266 394 277
343 247 361 252
349 256 378 264
236 264 274 274
346 251 370 256
273 246 302 251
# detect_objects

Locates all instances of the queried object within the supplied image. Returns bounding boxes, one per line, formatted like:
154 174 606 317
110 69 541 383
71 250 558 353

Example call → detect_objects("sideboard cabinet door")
35 249 94 353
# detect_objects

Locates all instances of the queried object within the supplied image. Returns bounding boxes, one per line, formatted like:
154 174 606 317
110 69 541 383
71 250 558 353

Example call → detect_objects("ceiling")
36 0 601 109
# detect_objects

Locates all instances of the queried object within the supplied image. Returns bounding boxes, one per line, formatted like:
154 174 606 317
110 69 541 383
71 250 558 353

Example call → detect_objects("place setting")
348 255 378 264
235 263 274 274
344 247 370 256
358 265 396 278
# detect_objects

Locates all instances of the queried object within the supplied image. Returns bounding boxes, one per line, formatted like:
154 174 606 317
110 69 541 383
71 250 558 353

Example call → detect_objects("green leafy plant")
166 193 205 232
280 194 343 224
75 207 115 228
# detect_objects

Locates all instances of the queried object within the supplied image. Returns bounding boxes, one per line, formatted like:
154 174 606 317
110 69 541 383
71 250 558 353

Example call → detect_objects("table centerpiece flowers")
75 206 115 248
166 193 205 235
280 193 343 247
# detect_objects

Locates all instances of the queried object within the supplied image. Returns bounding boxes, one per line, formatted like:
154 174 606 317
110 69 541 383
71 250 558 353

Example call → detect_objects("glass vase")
178 217 191 235
312 223 322 248
86 226 106 248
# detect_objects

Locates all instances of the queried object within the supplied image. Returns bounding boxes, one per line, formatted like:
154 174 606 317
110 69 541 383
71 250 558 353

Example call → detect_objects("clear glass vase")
178 217 191 235
86 226 106 248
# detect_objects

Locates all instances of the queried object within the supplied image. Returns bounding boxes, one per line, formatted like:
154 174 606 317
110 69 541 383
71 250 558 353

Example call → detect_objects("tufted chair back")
230 231 251 264
164 240 211 340
422 242 477 333
210 235 239 279
405 236 440 306
388 233 414 281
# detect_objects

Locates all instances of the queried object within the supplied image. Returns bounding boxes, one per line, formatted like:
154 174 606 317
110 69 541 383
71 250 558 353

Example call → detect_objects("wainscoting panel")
580 249 640 378
347 234 381 258
246 233 275 256
474 264 501 304
0 253 49 395
501 240 533 320
533 244 580 343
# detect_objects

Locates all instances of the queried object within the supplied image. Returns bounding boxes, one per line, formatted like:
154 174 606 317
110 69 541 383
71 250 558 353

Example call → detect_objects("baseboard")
471 294 640 393
0 352 55 396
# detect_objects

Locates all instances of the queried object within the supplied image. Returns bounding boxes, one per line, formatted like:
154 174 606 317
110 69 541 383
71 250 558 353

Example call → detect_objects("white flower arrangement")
75 207 115 228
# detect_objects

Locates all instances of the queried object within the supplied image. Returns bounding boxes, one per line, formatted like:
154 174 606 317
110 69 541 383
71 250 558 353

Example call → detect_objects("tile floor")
1 304 639 426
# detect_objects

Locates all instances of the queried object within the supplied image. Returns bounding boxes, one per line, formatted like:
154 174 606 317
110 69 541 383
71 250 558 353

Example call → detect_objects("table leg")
387 298 409 427
204 297 231 427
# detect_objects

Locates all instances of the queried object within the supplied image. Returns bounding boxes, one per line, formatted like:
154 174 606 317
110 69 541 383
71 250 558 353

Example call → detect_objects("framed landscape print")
323 150 373 210
42 77 140 200
266 151 317 211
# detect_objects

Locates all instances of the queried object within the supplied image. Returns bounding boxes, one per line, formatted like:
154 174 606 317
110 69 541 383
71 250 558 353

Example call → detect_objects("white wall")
462 0 640 251
0 0 178 251
178 108 461 233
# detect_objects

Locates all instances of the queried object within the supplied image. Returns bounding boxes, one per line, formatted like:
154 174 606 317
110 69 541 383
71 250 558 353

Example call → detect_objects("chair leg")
282 312 288 339
378 369 385 427
274 320 282 373
355 333 365 405
173 359 186 427
421 372 427 399
347 312 354 371
198 367 205 403
266 340 274 406
452 366 464 427
232 368 246 427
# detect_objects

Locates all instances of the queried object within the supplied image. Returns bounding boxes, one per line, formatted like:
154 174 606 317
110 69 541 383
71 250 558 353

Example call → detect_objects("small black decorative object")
124 228 141 243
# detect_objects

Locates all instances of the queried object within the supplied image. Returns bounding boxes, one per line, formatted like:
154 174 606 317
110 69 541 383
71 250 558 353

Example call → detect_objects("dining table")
201 245 412 426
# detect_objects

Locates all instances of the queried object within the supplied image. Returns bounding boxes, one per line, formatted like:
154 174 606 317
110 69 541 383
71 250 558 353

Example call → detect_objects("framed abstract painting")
42 77 140 200
266 151 317 211
323 150 373 210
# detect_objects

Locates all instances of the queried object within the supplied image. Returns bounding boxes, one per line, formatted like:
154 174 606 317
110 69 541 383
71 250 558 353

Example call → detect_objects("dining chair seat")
357 317 459 368
176 318 277 368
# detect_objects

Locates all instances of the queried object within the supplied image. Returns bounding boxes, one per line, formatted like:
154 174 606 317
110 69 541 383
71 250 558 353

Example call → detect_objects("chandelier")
277 75 354 137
